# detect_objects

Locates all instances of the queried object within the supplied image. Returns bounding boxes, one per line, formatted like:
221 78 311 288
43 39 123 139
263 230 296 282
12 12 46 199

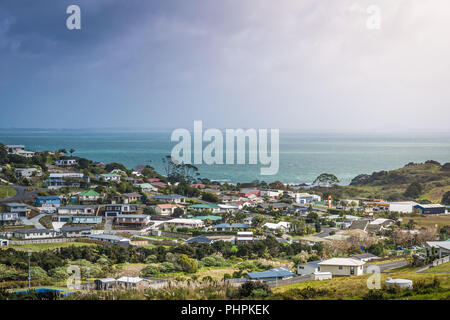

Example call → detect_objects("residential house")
115 214 151 228
155 204 184 216
60 226 92 237
151 194 186 204
6 145 25 154
78 190 101 203
188 215 222 222
351 253 381 263
0 239 9 246
218 204 239 213
263 221 291 233
318 258 365 276
54 159 77 166
0 212 20 225
15 168 42 178
5 203 28 217
239 188 260 198
47 173 89 190
189 204 221 213
290 193 321 204
297 260 321 275
6 145 35 158
97 173 121 182
236 231 253 244
260 189 283 199
54 215 102 224
137 183 158 193
245 267 295 282
164 218 204 230
425 241 450 258
57 205 97 215
151 182 167 189
34 196 61 207
116 192 142 203
104 204 140 217
14 228 57 240
367 219 395 232
88 234 131 245
211 223 251 231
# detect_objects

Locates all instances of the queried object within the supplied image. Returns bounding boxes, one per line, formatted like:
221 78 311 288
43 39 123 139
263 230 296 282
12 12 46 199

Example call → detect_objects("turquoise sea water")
0 130 449 185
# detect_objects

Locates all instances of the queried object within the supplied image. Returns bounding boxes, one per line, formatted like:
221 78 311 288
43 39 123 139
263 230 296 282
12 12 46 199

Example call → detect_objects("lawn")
10 242 98 251
0 186 16 199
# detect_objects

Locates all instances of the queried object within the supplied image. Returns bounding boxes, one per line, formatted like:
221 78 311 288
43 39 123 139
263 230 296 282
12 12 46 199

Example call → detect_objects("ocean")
1 130 449 185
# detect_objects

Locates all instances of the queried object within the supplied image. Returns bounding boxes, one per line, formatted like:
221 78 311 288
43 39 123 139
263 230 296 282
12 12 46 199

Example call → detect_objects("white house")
155 204 184 216
137 183 158 193
291 193 321 204
260 189 283 199
164 218 204 229
14 168 42 178
297 260 321 275
263 221 291 232
6 145 35 158
318 258 365 276
54 159 78 166
97 173 121 182
57 205 96 215
14 229 57 240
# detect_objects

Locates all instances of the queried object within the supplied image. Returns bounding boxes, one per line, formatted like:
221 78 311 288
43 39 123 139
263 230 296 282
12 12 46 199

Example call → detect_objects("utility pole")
28 252 32 289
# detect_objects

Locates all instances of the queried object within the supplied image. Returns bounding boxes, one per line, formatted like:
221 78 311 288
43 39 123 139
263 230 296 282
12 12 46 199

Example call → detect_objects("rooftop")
319 258 365 266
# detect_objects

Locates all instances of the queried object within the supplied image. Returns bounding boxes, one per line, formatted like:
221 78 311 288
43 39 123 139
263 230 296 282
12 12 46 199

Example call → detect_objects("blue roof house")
34 196 61 207
246 267 295 282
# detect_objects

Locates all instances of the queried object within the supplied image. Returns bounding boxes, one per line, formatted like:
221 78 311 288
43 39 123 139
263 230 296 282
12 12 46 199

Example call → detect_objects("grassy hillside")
315 161 450 203
271 263 450 300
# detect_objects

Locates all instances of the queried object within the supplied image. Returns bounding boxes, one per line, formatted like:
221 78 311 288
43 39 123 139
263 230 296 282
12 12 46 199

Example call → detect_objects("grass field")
272 265 450 300
423 261 450 273
0 186 16 199
401 215 450 228
10 242 98 251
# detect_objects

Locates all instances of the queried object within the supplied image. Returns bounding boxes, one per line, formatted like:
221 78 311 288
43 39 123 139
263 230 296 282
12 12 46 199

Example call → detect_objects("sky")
0 0 450 133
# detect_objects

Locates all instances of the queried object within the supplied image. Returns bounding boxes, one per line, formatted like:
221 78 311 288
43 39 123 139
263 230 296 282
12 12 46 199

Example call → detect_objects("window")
338 266 343 270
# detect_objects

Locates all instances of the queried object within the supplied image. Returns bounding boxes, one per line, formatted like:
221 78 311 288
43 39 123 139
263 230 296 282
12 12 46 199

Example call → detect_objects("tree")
177 254 198 273
406 219 417 230
0 143 8 164
173 207 184 217
404 182 423 199
442 191 450 205
313 173 339 186
201 192 219 203
69 148 75 157
238 281 272 298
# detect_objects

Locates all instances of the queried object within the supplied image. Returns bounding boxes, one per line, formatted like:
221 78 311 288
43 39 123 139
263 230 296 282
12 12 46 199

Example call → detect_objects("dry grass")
272 266 450 299
402 215 450 228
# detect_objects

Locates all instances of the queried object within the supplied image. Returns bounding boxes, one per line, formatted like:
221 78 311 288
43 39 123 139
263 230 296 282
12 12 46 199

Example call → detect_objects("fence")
266 275 313 287
433 255 450 267
10 238 73 245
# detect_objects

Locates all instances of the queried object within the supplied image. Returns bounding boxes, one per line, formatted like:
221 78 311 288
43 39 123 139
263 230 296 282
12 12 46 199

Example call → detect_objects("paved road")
364 260 410 273
315 227 340 238
28 213 46 229
0 186 39 203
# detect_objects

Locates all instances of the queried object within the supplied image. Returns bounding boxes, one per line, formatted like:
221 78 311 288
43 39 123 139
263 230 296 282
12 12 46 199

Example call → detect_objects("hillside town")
0 143 449 300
